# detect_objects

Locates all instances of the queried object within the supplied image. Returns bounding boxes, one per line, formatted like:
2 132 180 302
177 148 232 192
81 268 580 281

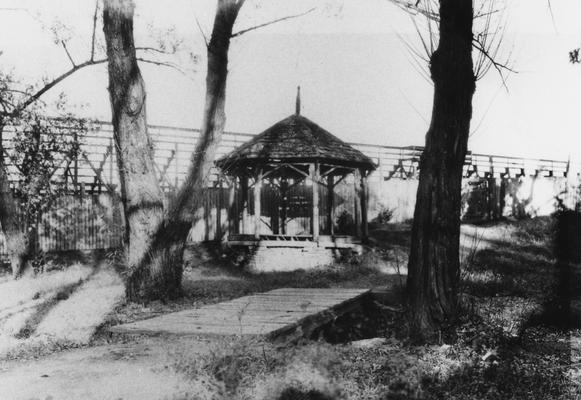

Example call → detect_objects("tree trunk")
0 124 28 278
103 0 166 301
169 0 240 220
406 0 476 340
118 0 243 302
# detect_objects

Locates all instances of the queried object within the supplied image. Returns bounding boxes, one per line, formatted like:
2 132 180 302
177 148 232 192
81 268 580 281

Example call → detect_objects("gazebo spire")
295 86 301 115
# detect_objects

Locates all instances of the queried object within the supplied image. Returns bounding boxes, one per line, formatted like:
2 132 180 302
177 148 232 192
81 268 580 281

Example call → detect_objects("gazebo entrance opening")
224 163 371 247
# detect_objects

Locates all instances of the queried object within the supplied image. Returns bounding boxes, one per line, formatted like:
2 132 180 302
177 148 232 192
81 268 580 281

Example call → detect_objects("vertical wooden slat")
377 151 383 193
353 169 362 238
254 169 263 239
327 174 335 236
216 179 222 240
109 138 114 189
241 175 249 234
310 163 320 241
361 171 369 242
280 177 288 235
174 142 179 189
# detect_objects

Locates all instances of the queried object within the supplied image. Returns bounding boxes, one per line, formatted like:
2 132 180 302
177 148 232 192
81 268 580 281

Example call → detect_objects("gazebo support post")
280 177 288 235
270 178 280 234
254 169 263 239
310 163 320 241
216 178 222 240
327 174 335 236
353 169 362 238
227 177 236 235
360 169 369 242
241 175 249 234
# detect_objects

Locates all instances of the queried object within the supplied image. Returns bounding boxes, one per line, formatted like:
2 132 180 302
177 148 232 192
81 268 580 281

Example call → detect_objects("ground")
1 216 580 399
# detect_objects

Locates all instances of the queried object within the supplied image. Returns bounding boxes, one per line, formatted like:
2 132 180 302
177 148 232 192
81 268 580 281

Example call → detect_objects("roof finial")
295 85 301 115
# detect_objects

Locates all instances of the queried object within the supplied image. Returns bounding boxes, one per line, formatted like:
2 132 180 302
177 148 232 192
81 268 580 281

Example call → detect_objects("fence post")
109 137 114 191
73 130 79 194
174 142 179 189
216 176 222 241
377 151 383 193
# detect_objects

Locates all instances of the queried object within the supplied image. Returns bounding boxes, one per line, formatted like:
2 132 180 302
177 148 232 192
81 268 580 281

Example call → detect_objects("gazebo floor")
227 234 361 250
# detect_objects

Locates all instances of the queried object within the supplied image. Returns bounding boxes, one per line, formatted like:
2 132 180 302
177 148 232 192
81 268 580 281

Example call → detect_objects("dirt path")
0 337 212 400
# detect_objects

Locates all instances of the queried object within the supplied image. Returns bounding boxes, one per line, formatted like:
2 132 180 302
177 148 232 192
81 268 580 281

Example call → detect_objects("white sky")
0 0 580 161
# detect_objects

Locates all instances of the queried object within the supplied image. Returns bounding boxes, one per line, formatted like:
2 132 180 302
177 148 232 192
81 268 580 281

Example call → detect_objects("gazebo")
216 89 376 260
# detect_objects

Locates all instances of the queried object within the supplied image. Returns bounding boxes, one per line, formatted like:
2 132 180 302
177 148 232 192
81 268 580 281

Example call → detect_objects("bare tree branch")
546 0 558 34
472 37 514 90
61 40 76 67
390 0 513 88
90 0 99 61
136 57 185 74
136 46 176 55
195 16 209 48
388 0 439 22
4 1 187 117
231 7 316 38
11 58 108 116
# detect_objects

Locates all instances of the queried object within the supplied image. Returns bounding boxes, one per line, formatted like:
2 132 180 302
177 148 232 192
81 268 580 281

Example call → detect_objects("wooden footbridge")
109 288 370 341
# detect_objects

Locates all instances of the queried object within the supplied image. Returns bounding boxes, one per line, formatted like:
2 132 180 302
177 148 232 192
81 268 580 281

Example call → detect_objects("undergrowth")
164 216 581 399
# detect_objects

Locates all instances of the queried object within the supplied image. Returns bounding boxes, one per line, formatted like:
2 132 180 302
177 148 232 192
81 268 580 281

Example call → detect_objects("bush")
373 206 394 225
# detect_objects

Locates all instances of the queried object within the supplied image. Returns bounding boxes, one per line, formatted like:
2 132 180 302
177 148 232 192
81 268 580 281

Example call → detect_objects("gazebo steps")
227 234 361 250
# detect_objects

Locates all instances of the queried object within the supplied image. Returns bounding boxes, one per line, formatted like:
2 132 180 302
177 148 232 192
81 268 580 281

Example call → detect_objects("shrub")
373 206 394 225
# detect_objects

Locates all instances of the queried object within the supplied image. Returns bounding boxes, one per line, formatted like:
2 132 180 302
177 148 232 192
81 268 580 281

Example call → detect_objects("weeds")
166 216 575 399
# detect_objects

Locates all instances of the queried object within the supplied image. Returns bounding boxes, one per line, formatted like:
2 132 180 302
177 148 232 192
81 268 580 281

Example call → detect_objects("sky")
0 0 580 161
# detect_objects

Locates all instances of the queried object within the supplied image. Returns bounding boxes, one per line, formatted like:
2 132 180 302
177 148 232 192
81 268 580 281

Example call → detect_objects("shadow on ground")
425 213 581 399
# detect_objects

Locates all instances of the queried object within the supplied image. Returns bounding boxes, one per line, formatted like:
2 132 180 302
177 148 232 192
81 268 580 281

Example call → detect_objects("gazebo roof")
216 113 376 173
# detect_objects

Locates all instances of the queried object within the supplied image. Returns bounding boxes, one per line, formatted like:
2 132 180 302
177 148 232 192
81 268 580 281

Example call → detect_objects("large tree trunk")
122 0 244 302
406 0 476 340
170 0 239 218
103 0 166 301
0 124 28 278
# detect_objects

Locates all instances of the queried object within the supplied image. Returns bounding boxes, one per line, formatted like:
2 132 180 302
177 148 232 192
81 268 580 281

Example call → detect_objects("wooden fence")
0 121 575 256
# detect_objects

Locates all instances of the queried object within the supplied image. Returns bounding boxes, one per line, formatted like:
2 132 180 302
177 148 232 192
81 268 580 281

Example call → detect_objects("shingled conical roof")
216 113 376 172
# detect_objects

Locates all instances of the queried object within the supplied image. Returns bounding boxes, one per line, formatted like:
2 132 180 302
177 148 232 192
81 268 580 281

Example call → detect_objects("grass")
159 216 581 399
0 252 124 360
106 239 408 328
2 216 577 399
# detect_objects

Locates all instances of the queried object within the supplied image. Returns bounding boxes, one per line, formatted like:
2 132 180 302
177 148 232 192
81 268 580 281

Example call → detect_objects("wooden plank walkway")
109 288 370 340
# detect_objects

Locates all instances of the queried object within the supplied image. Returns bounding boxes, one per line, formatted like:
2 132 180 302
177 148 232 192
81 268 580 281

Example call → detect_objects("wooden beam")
327 174 335 236
353 169 362 238
280 177 288 235
228 177 237 236
285 163 310 179
254 169 263 239
270 180 279 234
360 170 369 242
241 175 249 234
333 173 347 187
310 163 320 240
320 166 338 178
216 176 222 240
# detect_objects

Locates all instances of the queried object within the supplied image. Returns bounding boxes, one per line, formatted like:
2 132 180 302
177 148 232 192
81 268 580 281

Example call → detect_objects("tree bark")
103 0 166 301
169 0 241 220
0 123 28 278
121 0 244 302
406 0 476 340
